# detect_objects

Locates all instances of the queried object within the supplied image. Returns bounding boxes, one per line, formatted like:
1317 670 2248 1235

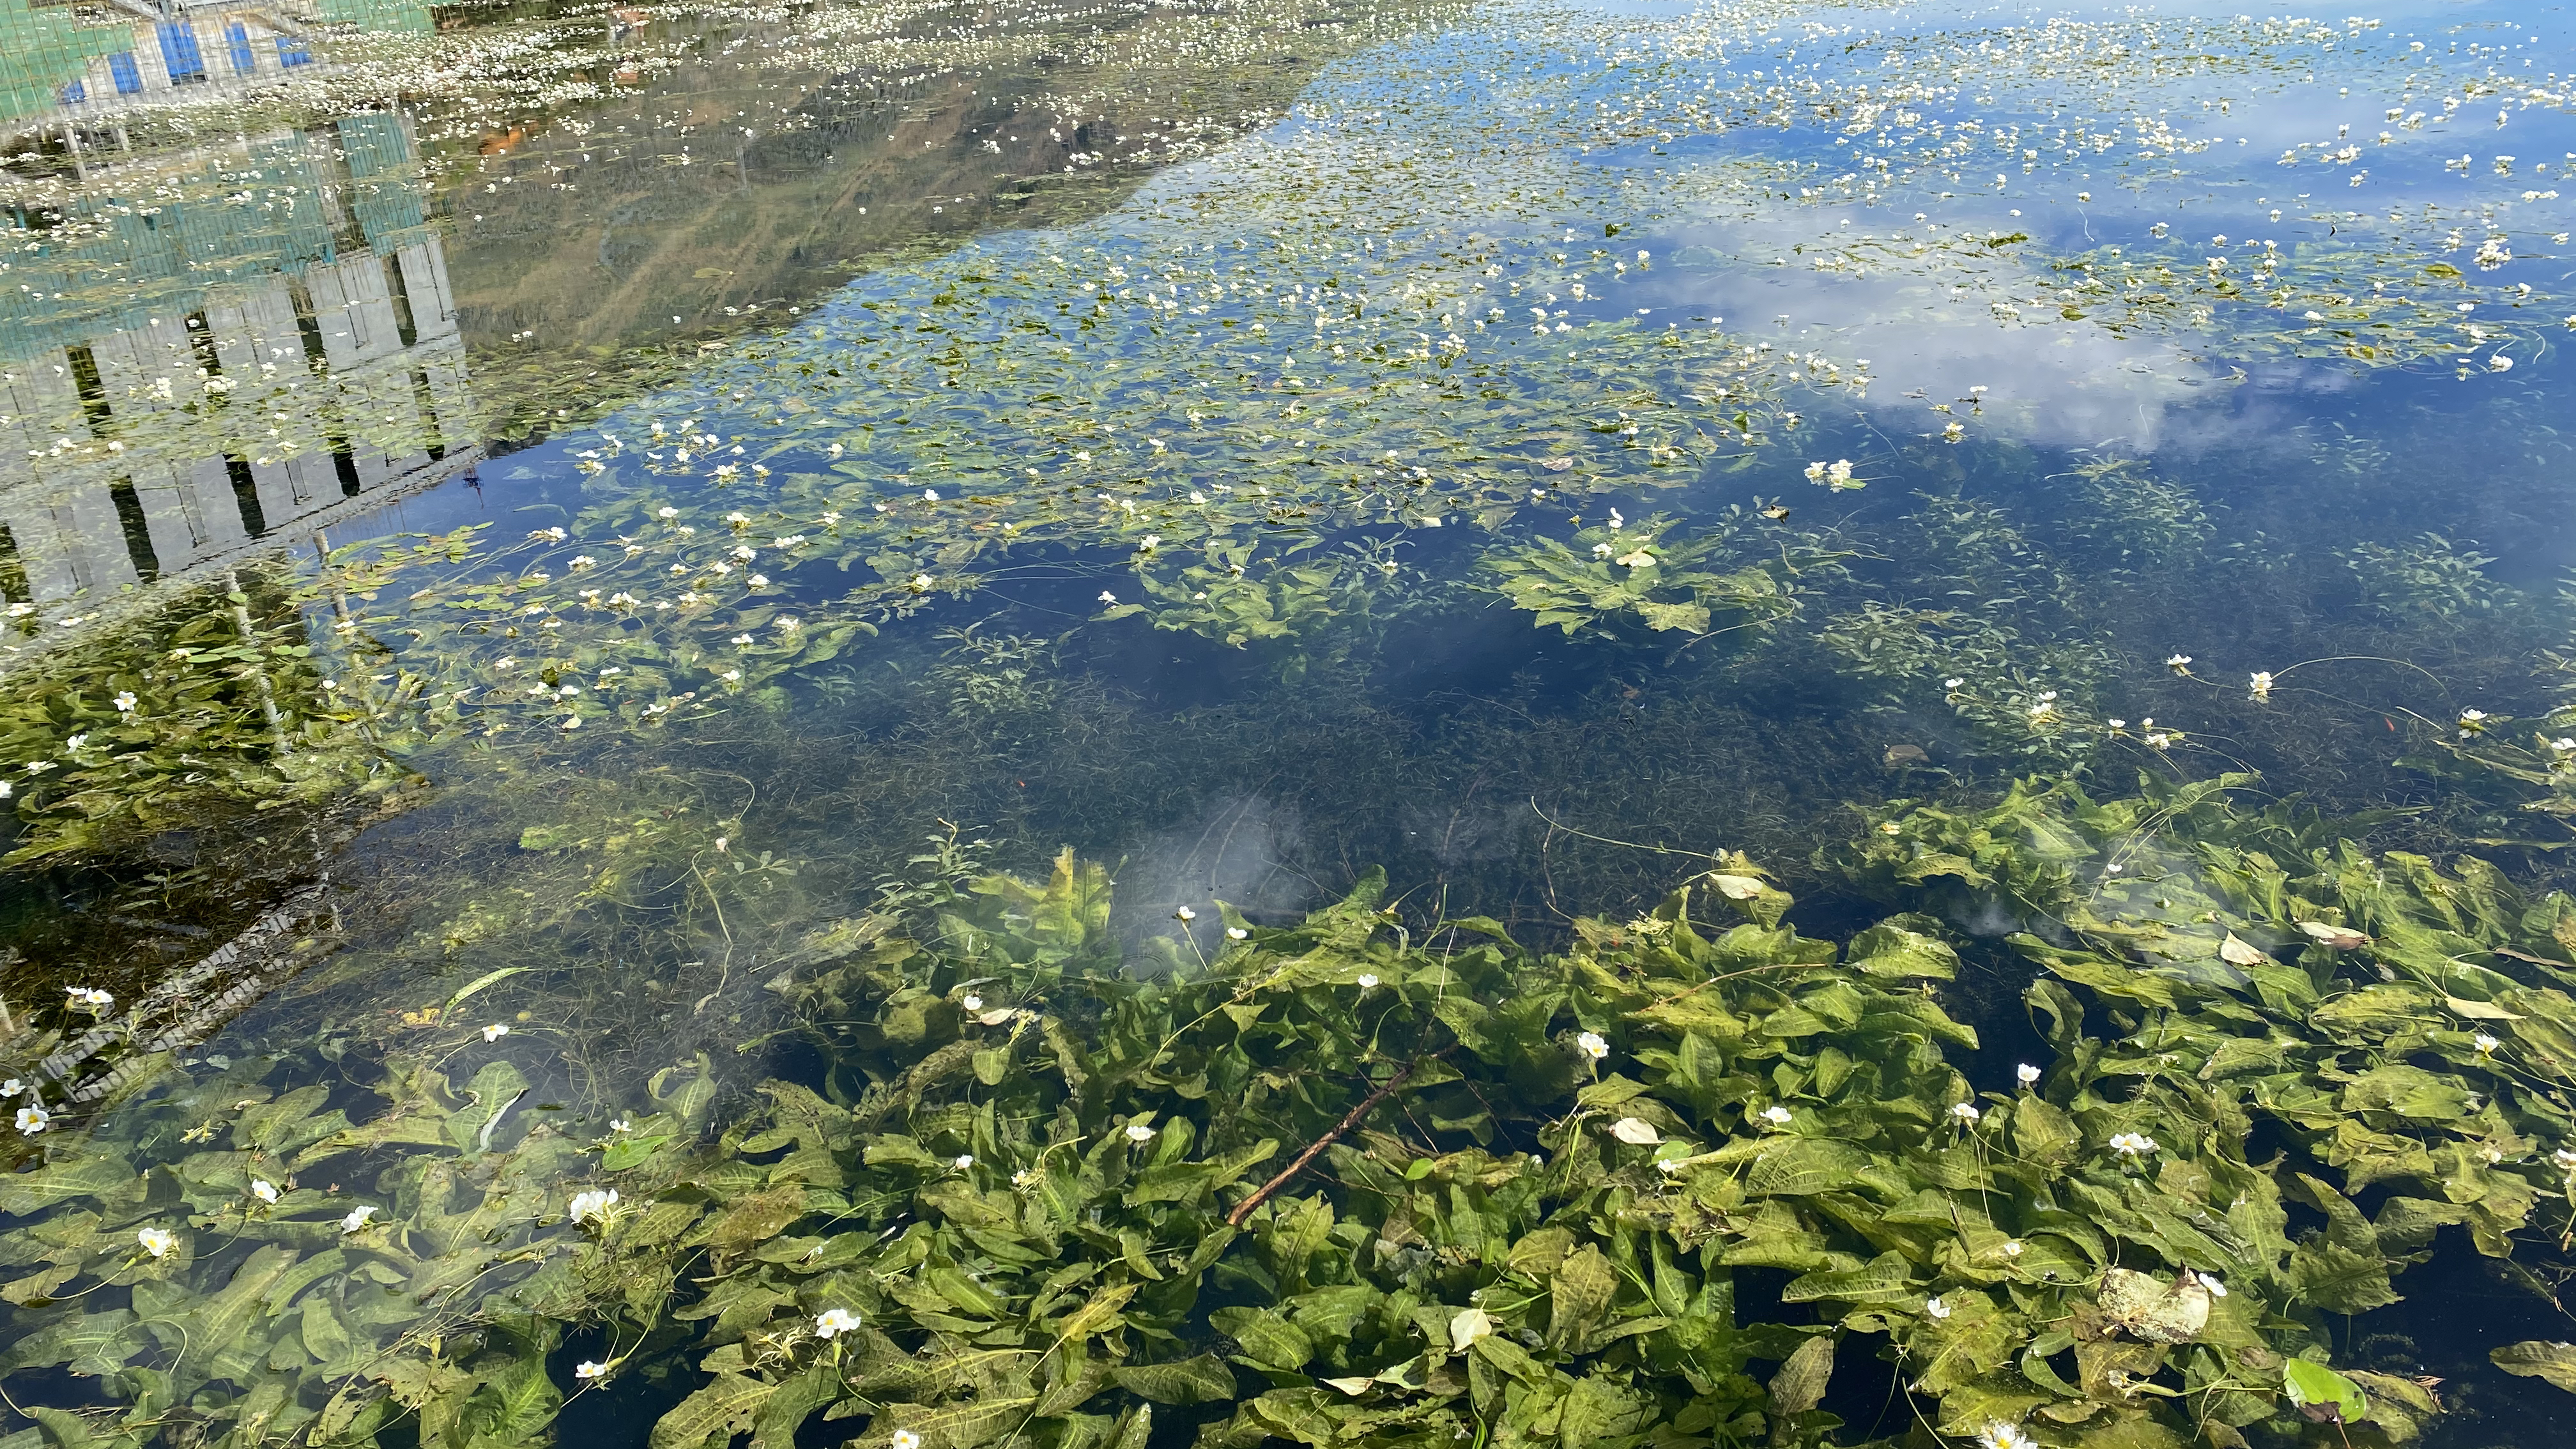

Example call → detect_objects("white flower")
1592 541 1614 557
14 1105 46 1135
576 1360 610 1380
113 692 137 714
2474 1032 2501 1055
2165 654 2192 671
2108 1132 2158 1158
891 1433 923 1449
341 1206 378 1232
569 1189 620 1225
1925 1296 1951 1319
2001 1240 2025 1257
2248 671 2274 698
2017 1063 2042 1086
483 1023 510 1043
1174 906 1196 921
1098 590 1118 605
1356 974 1379 989
66 986 113 1009
1972 1422 2037 1449
954 1154 976 1169
921 489 939 502
1225 926 1248 940
1759 1105 1793 1126
2491 354 2514 372
252 1179 279 1204
0 1080 17 1097
137 1227 177 1259
2192 1271 2227 1299
1576 1031 1609 1060
1126 1123 1156 1143
610 1119 632 1133
815 1308 861 1339
1138 535 1162 551
2556 1147 2576 1170
962 995 984 1011
1950 1102 1982 1124
1943 677 1964 690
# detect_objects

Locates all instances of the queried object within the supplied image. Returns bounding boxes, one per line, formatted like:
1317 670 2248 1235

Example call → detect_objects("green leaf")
1110 1356 1239 1404
2491 1341 2576 1393
1768 1334 1834 1415
2283 1358 2366 1422
649 1374 776 1449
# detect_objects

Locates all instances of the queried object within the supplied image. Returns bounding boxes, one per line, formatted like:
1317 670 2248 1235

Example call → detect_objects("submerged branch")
1226 1050 1446 1227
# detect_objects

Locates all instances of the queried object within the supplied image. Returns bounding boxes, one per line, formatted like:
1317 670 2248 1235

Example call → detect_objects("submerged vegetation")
6 0 2576 1444
12 779 2576 1446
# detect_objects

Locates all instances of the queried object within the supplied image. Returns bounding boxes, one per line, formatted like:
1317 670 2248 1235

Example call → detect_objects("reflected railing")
3 106 473 653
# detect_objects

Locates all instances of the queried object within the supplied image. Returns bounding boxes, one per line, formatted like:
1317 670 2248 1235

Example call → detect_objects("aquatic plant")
14 774 2576 1445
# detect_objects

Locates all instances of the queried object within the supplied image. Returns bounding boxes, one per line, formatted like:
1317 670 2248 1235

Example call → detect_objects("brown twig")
1227 1052 1445 1227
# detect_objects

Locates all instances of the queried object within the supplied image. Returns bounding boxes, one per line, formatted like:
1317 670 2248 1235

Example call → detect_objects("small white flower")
962 995 984 1011
1972 1422 2037 1449
610 1119 632 1133
2001 1240 2024 1257
341 1206 378 1232
113 692 138 714
2108 1132 2158 1158
954 1154 975 1169
569 1189 620 1225
2106 718 2126 730
2555 1147 2576 1170
1174 906 1196 921
252 1179 279 1204
1098 590 1118 605
2248 671 2274 698
14 1105 46 1135
1576 1031 1609 1061
2165 654 2192 671
1924 1296 1951 1319
576 1360 610 1381
2016 1063 2042 1086
815 1308 861 1339
1950 1102 1982 1124
0 1080 17 1097
483 1023 510 1043
2474 1032 2501 1055
66 986 113 1009
891 1433 923 1449
2193 1271 2227 1299
1759 1105 1793 1126
1356 973 1379 989
137 1227 177 1259
1126 1123 1156 1143
1225 926 1248 940
921 489 940 502
1943 677 1964 690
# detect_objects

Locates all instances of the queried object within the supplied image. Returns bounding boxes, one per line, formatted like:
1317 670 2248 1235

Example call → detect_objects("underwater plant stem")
224 569 290 753
1227 1051 1443 1227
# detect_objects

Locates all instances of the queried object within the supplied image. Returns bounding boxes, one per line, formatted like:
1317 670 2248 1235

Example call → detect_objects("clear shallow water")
6 0 2576 1444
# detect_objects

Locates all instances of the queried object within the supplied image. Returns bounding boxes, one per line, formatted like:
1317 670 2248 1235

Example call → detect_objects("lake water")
4 1 2575 1445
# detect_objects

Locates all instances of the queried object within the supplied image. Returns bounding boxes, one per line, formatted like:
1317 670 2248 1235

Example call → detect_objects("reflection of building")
1 108 470 620
3 1 431 133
